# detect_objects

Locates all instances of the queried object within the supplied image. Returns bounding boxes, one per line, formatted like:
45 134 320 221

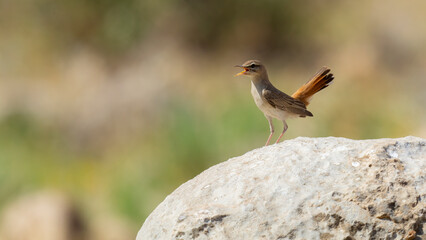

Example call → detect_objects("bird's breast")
250 82 287 119
250 83 265 108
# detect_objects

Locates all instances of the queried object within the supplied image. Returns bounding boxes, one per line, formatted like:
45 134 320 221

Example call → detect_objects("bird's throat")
251 73 271 91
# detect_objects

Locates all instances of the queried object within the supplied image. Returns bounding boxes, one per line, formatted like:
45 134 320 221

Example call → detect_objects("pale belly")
250 83 297 120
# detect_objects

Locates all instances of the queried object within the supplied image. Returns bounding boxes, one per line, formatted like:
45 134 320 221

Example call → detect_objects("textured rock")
137 137 425 240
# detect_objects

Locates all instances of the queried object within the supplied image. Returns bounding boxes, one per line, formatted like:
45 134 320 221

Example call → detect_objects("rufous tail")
291 67 334 106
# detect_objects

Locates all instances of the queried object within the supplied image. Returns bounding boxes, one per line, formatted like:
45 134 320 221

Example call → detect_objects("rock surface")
137 137 425 240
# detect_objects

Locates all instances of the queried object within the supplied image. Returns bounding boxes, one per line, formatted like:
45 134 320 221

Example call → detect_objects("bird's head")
235 60 266 77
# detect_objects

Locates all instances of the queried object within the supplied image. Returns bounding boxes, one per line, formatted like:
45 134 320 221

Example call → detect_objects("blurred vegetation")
0 0 425 238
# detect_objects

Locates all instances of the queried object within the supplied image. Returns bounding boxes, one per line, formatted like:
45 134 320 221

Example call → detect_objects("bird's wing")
262 88 313 117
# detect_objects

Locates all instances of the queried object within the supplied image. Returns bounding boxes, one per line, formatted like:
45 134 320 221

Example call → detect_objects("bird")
235 60 334 146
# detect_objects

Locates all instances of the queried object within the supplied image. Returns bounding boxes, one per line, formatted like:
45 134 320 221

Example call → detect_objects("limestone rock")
137 137 425 240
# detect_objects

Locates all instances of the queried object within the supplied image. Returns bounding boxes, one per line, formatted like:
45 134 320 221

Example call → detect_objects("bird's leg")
265 116 274 146
275 121 288 144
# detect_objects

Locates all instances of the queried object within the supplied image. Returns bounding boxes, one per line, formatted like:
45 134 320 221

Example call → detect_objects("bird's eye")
250 63 256 68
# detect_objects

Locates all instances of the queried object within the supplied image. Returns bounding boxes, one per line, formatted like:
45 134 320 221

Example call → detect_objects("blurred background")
0 0 425 239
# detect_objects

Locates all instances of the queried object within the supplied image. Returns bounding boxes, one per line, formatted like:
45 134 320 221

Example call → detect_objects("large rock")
137 137 425 240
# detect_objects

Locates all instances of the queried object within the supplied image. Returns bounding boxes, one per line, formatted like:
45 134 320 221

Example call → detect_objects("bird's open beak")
234 65 248 76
